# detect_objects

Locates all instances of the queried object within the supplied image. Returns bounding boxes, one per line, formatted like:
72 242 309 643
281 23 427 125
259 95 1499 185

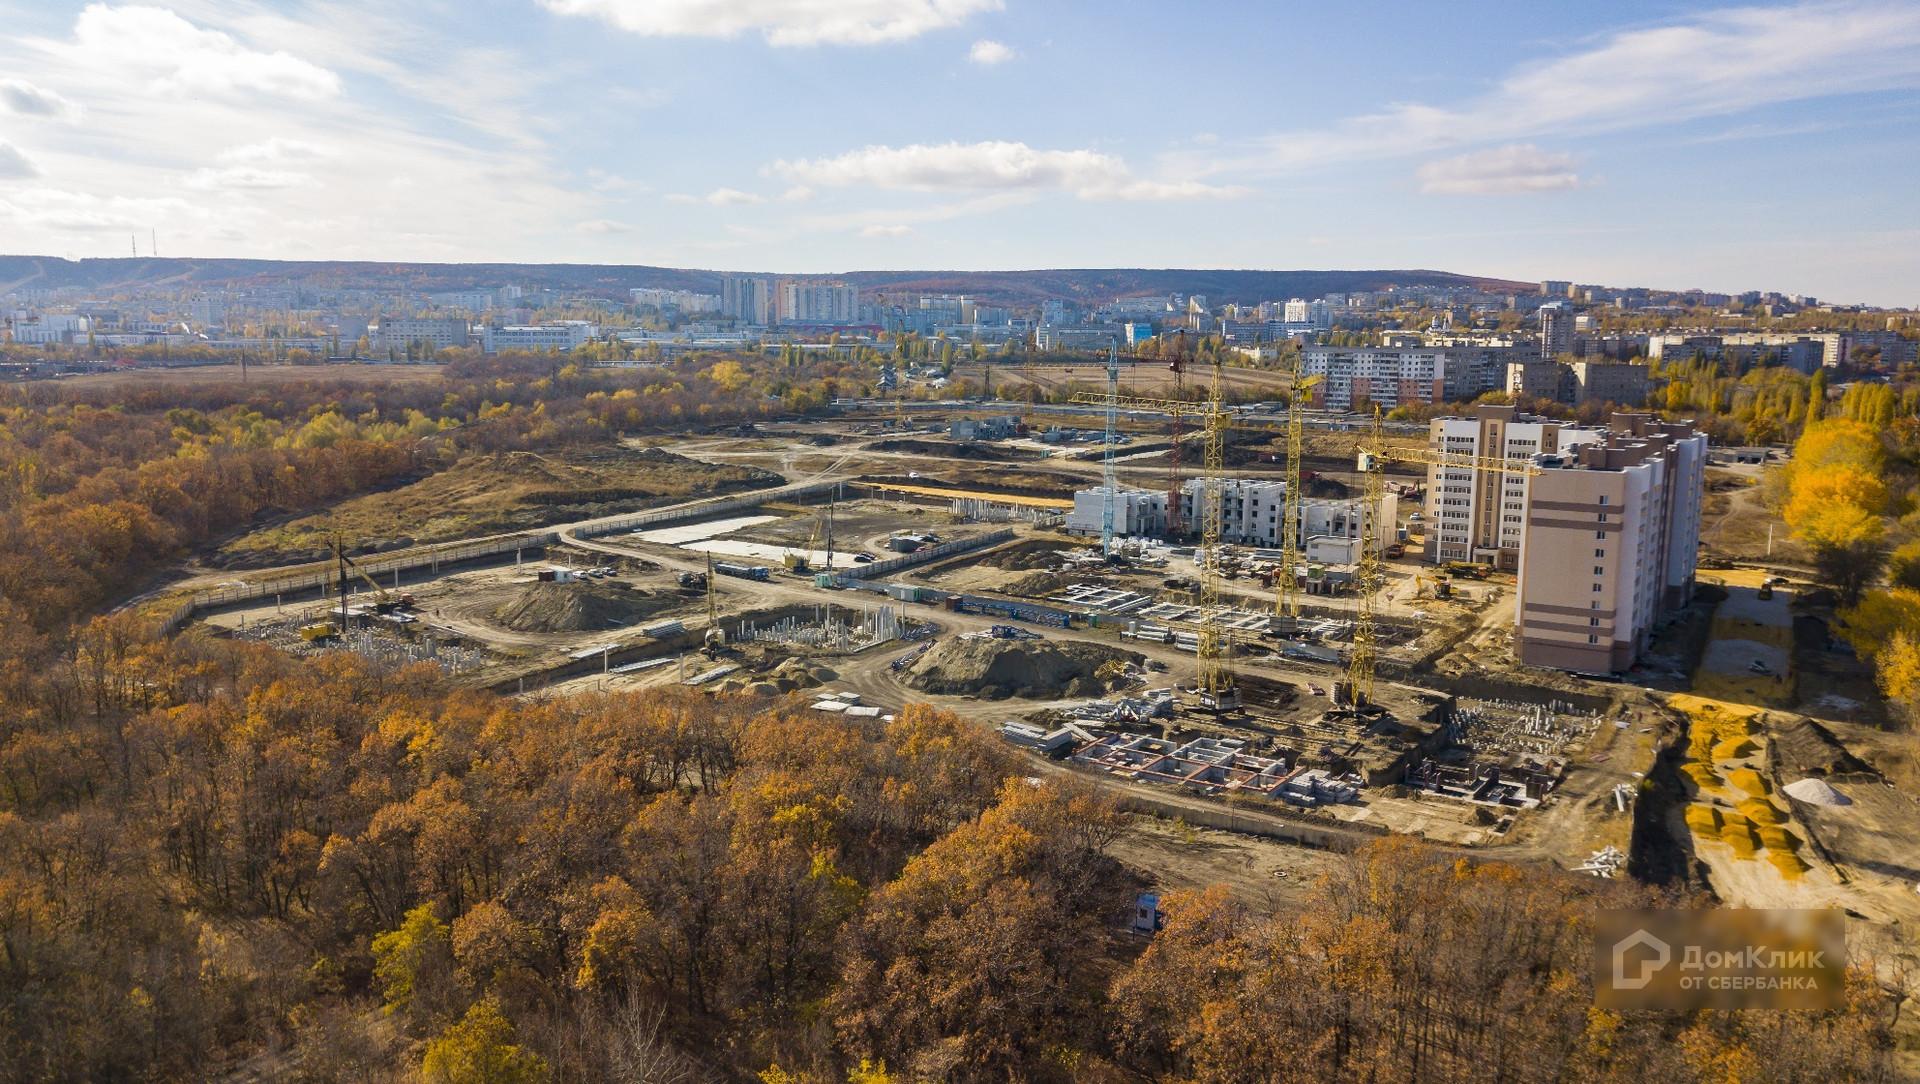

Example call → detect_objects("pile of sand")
1782 777 1851 807
716 657 838 697
904 636 1141 700
492 581 674 634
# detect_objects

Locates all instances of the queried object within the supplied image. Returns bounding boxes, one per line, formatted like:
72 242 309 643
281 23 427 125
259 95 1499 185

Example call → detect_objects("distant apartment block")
481 321 598 354
779 281 858 324
720 275 774 324
1300 345 1518 410
1036 324 1123 351
630 287 721 314
1515 415 1706 673
1539 280 1571 297
375 316 471 352
1570 360 1650 406
1538 301 1573 359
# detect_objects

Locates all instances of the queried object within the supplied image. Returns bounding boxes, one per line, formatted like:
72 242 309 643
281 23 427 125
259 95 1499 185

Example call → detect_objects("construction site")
159 343 1918 951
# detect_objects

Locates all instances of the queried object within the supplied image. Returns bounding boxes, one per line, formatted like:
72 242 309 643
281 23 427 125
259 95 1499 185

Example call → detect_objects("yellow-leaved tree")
1781 420 1889 603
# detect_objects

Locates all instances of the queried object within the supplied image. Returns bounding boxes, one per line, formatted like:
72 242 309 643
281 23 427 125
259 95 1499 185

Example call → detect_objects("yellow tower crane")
1276 362 1324 619
1347 408 1386 706
1341 422 1544 704
1065 370 1237 712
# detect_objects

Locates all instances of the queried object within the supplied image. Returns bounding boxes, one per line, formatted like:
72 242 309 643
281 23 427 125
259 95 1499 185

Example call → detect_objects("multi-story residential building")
1539 280 1572 297
1539 301 1573 359
1300 346 1519 410
1570 360 1651 406
779 281 858 324
631 287 721 314
480 321 598 354
1035 324 1122 351
1424 405 1605 569
1065 479 1394 556
1506 360 1576 404
720 275 774 324
375 316 471 352
1515 415 1706 673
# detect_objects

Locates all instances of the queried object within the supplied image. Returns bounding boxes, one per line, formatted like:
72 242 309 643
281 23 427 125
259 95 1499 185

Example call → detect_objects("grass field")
44 362 446 390
216 445 775 567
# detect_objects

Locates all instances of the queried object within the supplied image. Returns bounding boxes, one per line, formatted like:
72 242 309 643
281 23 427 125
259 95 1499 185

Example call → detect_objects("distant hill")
0 255 1530 308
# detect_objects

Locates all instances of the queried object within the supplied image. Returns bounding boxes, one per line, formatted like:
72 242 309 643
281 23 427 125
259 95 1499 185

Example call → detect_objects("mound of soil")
870 439 1037 462
492 581 676 634
904 636 1142 700
1771 717 1876 778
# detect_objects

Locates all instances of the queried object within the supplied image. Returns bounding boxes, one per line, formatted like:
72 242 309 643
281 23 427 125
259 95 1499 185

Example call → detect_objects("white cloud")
1214 1 1920 175
1416 144 1581 195
0 79 80 120
538 0 1001 46
218 137 331 164
771 140 1243 200
56 4 341 101
968 39 1014 65
577 218 634 234
185 166 315 190
0 188 196 232
779 185 815 202
0 143 41 180
861 223 912 237
669 186 766 205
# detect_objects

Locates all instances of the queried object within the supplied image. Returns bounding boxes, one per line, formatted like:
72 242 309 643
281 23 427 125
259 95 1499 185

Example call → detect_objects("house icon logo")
1612 928 1671 990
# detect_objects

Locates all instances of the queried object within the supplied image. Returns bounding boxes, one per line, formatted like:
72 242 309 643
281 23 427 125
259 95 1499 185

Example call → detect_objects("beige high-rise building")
1424 405 1602 569
1514 415 1706 674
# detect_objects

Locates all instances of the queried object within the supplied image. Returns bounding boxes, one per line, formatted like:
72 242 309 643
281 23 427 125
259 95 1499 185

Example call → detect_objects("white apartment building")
481 321 598 354
779 281 858 324
1065 478 1395 555
631 287 721 314
1515 415 1706 673
1425 405 1605 569
374 316 471 352
1300 346 1519 410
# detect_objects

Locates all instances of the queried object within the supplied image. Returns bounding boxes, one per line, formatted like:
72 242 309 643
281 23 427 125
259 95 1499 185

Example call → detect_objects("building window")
1598 495 1608 505
1595 548 1605 558
1595 531 1606 539
1589 617 1600 626
1593 566 1605 576
1588 634 1599 644
1592 583 1603 592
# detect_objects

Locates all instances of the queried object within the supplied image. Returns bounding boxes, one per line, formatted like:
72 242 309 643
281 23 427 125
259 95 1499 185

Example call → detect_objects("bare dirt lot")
1110 815 1346 914
952 361 1297 402
215 446 778 567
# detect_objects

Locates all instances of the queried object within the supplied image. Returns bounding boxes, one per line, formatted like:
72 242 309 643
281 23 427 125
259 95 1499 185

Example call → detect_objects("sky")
0 0 1917 305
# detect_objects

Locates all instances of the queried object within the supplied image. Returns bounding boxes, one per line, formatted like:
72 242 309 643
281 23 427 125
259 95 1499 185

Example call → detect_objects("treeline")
0 354 817 631
0 623 1904 1083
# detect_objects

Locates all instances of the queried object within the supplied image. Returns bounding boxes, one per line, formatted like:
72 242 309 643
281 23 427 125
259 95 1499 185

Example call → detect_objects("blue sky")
0 1 1916 304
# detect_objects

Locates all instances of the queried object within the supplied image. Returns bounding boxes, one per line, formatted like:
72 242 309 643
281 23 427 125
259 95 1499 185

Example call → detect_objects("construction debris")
1574 846 1626 878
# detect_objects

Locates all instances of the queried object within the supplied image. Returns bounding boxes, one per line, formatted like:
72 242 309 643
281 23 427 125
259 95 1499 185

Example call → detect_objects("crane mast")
1195 357 1237 712
1347 408 1386 706
1277 351 1311 617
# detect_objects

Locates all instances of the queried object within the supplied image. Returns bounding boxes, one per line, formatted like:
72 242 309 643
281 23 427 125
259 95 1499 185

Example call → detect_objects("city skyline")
0 1 1918 304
